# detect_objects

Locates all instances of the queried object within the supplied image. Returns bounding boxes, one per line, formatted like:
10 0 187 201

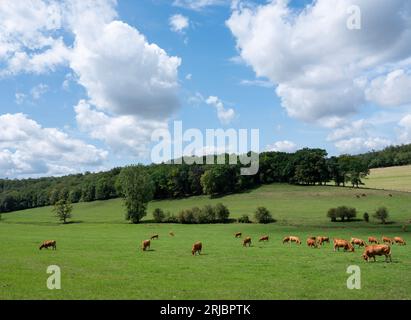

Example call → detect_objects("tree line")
2 143 410 214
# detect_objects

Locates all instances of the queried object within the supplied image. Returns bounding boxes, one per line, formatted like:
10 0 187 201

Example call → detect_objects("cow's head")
362 253 369 261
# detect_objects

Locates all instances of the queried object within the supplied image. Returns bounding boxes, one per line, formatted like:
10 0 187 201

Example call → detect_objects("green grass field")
1 183 410 300
364 165 411 193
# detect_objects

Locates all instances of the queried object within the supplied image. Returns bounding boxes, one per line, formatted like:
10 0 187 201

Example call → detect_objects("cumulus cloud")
169 14 189 33
266 140 297 153
334 137 392 154
227 0 411 123
366 70 411 107
206 96 236 125
74 100 168 157
398 114 411 143
30 83 49 100
0 113 107 178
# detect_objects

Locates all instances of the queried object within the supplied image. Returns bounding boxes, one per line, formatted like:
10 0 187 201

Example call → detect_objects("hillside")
3 184 411 226
364 165 411 193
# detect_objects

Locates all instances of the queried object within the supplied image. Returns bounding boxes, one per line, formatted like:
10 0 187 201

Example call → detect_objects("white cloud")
186 73 192 80
15 93 27 105
30 83 49 100
266 140 297 153
206 96 236 125
173 0 227 11
74 100 168 157
398 114 411 143
366 70 411 107
0 113 107 178
169 14 189 33
334 137 392 154
227 0 411 123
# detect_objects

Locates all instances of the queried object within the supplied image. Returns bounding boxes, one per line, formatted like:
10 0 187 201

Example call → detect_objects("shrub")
254 207 274 224
363 212 369 223
192 207 208 224
373 207 389 224
214 203 230 222
238 214 251 223
327 206 357 222
152 208 166 223
164 212 178 223
201 205 216 223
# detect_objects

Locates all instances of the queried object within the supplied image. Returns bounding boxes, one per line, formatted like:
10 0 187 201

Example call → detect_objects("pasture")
0 183 410 300
364 165 411 193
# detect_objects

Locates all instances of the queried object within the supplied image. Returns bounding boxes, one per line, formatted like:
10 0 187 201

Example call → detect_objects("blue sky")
1 0 411 178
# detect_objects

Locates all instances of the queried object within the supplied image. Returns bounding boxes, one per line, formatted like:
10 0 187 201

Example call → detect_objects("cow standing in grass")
317 236 329 245
350 238 366 248
151 234 159 240
142 240 151 251
382 236 394 245
368 237 379 244
243 237 252 247
394 237 406 245
307 238 317 248
362 245 392 262
39 240 57 250
259 236 269 242
235 232 242 238
283 236 301 245
333 239 354 252
192 242 202 255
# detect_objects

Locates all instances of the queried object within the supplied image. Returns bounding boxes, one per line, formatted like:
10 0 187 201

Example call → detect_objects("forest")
1 143 410 213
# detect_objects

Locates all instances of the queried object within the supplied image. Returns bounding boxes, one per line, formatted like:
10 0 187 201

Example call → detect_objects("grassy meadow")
0 183 410 300
364 165 411 192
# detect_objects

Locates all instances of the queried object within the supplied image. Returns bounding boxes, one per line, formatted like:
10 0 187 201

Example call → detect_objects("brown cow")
169 232 175 237
142 240 151 251
394 237 406 245
192 242 202 255
382 236 394 245
235 232 242 238
259 235 269 242
39 240 56 250
243 237 252 247
317 236 330 245
151 234 159 240
333 239 354 252
350 238 366 248
362 245 392 262
307 238 317 248
368 237 379 244
283 236 301 245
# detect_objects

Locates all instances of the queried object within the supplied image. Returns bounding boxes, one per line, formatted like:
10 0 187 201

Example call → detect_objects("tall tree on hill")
117 165 154 224
53 199 73 224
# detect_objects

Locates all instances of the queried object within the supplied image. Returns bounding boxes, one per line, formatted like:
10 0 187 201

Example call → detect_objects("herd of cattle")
39 233 406 262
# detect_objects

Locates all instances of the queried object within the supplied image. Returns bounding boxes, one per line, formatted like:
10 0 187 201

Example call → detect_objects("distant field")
1 184 410 300
364 165 411 193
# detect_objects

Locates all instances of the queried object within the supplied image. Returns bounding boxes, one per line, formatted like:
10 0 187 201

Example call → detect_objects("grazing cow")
389 194 393 197
333 239 354 252
382 236 394 245
192 242 202 255
350 238 366 248
235 232 242 238
259 235 269 242
169 232 175 237
142 240 151 251
39 240 57 250
283 236 301 245
394 237 406 245
362 245 392 262
362 194 367 197
317 236 330 245
368 237 379 244
307 238 317 248
151 234 159 240
243 237 252 247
